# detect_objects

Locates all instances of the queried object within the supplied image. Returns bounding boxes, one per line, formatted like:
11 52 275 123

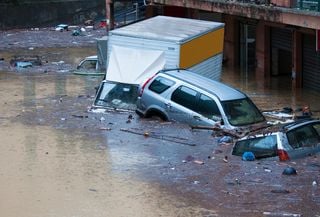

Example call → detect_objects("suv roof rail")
159 68 186 73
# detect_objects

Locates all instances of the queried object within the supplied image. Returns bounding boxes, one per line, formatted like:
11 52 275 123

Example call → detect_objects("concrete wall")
0 0 106 29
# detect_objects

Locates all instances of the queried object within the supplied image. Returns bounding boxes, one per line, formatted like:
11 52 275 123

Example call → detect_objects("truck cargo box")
106 15 225 81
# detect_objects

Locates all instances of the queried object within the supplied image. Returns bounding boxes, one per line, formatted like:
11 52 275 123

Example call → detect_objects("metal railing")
298 0 320 11
114 1 146 27
233 0 320 12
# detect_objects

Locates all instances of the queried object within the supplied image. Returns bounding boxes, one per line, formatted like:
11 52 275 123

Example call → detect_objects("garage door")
303 34 320 91
271 28 292 75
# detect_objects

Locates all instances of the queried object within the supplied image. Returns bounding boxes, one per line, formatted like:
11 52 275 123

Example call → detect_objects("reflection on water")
222 67 320 116
1 46 320 217
0 47 218 217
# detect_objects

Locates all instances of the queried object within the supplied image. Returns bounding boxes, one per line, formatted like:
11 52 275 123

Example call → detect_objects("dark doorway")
278 49 292 75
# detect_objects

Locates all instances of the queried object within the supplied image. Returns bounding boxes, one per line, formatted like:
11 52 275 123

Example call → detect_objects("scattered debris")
72 114 88 118
72 27 86 36
100 127 112 131
10 55 42 67
270 189 290 194
120 128 196 146
263 211 301 217
84 20 94 25
193 160 204 165
55 24 69 32
282 167 297 175
14 61 32 68
218 135 233 144
242 152 255 161
192 125 242 138
264 168 272 173
223 156 228 163
235 178 241 185
222 190 240 197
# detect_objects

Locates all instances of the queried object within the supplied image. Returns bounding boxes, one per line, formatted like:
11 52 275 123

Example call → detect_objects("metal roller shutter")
303 34 320 91
271 28 293 76
271 28 292 51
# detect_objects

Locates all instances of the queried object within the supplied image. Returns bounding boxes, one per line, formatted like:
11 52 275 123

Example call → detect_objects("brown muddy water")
0 47 320 217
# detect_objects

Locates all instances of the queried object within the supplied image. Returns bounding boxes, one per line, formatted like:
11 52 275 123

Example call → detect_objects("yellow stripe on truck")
179 28 224 69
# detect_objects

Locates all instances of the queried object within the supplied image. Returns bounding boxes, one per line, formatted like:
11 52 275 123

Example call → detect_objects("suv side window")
287 124 320 148
149 76 175 94
171 86 198 111
196 94 221 119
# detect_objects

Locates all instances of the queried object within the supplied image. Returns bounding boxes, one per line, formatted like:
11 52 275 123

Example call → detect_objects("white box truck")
105 15 225 82
91 16 225 112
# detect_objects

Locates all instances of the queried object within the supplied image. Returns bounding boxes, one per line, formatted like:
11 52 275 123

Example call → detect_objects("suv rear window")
149 76 175 94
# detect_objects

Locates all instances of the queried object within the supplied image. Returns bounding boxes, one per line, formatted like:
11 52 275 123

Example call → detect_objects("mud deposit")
0 29 320 217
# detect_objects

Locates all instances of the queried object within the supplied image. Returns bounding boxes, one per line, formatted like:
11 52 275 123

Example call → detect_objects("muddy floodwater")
1 44 320 217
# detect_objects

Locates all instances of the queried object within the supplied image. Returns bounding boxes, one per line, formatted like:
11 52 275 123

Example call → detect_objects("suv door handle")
164 102 172 108
193 115 201 120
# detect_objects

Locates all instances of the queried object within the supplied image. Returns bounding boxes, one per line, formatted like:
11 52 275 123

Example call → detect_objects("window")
232 135 278 158
196 94 221 120
171 86 198 111
222 98 265 126
149 76 175 94
287 124 320 148
94 81 138 110
312 123 320 135
79 60 97 70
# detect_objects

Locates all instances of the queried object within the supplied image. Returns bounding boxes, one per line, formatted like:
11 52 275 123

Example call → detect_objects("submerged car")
73 55 104 76
232 119 320 161
136 69 266 129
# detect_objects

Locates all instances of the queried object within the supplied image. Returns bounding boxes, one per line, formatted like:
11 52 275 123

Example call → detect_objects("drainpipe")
106 0 114 32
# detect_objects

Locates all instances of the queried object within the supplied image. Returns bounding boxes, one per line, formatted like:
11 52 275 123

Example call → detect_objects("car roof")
239 118 320 139
84 55 98 60
159 69 246 101
110 16 224 43
282 118 320 131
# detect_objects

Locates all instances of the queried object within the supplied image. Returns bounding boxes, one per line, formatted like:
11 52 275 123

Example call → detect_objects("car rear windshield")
232 135 278 158
94 82 138 110
149 76 175 94
222 98 265 126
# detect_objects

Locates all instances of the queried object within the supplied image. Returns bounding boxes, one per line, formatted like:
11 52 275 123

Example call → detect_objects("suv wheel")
146 109 168 121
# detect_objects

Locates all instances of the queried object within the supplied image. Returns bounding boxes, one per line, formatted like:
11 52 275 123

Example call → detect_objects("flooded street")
1 33 320 217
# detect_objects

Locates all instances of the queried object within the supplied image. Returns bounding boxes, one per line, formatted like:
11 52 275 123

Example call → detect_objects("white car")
232 119 320 161
73 55 104 76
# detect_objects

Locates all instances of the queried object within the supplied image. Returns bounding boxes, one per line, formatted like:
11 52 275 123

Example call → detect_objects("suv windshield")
222 98 265 126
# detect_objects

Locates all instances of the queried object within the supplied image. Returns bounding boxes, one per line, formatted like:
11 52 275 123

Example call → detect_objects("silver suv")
136 69 266 129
